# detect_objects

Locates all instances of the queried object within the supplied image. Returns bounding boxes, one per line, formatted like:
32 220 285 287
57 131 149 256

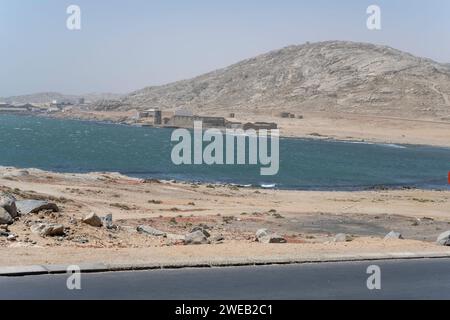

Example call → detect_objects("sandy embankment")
0 167 450 267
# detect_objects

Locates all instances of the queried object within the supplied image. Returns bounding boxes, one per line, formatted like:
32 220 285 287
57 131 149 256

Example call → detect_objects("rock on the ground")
16 200 59 215
82 213 103 227
0 193 18 218
137 225 167 237
384 231 403 240
334 233 354 243
191 226 211 238
184 230 210 245
0 208 13 225
256 229 287 244
102 214 114 229
31 223 65 237
437 231 450 246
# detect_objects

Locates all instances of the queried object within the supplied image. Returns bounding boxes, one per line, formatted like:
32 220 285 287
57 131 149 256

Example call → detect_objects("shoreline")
35 110 450 149
5 110 450 149
1 166 450 267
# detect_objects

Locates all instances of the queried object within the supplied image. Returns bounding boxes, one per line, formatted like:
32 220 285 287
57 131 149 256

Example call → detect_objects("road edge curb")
1 251 450 277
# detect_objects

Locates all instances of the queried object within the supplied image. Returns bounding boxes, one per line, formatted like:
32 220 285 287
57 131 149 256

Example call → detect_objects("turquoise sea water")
1 114 449 190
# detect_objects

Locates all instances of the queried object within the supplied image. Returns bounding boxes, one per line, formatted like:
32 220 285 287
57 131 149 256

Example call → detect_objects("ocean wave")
343 140 407 149
260 183 276 189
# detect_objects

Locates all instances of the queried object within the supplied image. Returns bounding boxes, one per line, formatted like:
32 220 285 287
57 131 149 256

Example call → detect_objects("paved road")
1 259 450 299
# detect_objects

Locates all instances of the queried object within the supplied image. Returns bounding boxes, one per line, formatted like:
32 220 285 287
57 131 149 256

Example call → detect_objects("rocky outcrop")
100 41 450 120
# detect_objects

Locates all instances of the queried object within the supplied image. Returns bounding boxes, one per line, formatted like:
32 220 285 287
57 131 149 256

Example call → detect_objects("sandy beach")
1 166 449 267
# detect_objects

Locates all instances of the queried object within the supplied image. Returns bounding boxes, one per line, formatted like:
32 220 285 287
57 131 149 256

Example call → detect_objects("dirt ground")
1 167 450 266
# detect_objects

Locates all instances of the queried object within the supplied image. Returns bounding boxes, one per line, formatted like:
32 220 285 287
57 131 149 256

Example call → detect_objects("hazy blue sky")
1 0 449 97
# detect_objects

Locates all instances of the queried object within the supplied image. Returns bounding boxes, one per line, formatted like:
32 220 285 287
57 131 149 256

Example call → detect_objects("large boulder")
137 225 166 237
16 200 59 215
31 223 65 237
437 231 450 246
0 193 18 218
0 208 13 225
256 229 287 244
184 230 210 245
82 213 103 228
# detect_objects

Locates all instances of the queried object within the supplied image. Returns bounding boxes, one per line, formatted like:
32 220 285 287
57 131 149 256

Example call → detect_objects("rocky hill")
1 92 122 105
97 41 450 119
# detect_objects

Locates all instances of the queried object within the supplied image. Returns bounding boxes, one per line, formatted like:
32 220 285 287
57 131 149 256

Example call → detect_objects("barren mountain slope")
1 92 123 105
103 41 450 119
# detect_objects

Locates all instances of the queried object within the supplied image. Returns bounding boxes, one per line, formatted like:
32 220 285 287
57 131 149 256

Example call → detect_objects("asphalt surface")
1 259 450 299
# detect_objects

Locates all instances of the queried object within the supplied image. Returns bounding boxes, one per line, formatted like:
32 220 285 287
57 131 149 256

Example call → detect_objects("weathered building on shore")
167 115 226 128
243 122 278 131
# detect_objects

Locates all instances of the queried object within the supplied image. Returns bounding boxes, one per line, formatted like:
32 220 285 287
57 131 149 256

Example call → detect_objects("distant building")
0 106 29 113
243 122 278 131
226 121 243 129
154 109 162 125
167 115 226 128
78 97 85 105
174 107 193 117
47 107 60 113
136 111 150 119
